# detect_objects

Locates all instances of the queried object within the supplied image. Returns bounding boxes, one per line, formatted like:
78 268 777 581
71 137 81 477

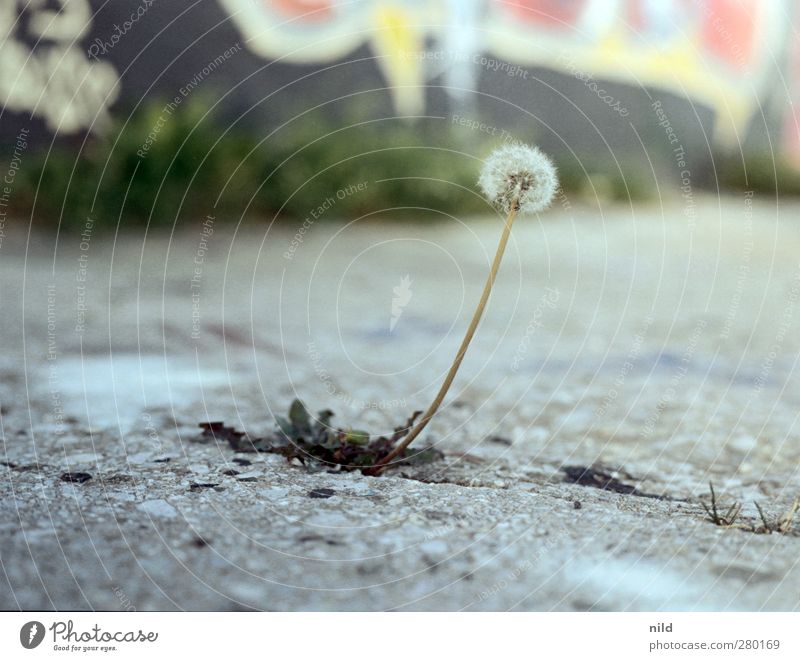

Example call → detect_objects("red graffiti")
495 0 591 28
700 0 758 70
271 0 333 23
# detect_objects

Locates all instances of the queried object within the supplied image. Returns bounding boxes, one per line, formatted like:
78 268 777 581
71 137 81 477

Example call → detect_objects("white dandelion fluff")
478 143 558 214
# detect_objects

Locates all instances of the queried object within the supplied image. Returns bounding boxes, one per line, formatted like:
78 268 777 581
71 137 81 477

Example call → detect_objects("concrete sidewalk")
2 195 800 610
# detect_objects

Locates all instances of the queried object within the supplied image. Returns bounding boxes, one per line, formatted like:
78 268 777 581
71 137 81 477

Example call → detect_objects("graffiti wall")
0 0 119 133
0 0 796 160
219 0 793 147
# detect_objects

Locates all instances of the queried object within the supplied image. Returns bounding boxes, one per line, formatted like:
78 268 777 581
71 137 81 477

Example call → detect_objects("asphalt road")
2 195 800 610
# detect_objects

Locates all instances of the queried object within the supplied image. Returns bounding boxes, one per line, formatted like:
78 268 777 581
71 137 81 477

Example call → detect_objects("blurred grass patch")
13 98 657 228
718 152 800 196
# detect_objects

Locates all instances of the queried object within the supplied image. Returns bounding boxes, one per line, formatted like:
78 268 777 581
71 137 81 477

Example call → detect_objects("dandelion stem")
369 201 519 474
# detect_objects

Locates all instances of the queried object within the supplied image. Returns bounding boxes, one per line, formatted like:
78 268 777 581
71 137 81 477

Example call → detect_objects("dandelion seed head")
478 143 558 214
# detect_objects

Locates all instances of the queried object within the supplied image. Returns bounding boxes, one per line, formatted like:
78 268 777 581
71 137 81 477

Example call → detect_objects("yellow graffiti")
371 5 424 116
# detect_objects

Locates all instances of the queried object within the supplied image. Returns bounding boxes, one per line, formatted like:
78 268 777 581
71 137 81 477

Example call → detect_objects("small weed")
754 500 771 532
700 483 800 535
700 482 742 527
753 497 800 535
196 399 442 473
776 497 800 534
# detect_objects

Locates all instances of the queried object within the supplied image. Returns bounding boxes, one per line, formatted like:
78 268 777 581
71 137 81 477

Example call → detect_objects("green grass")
11 98 659 229
718 152 800 197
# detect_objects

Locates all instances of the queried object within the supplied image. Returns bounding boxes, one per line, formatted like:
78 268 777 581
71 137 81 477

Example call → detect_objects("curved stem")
369 203 519 475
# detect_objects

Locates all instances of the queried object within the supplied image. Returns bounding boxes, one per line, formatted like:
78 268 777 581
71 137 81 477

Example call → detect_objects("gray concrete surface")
2 195 800 610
